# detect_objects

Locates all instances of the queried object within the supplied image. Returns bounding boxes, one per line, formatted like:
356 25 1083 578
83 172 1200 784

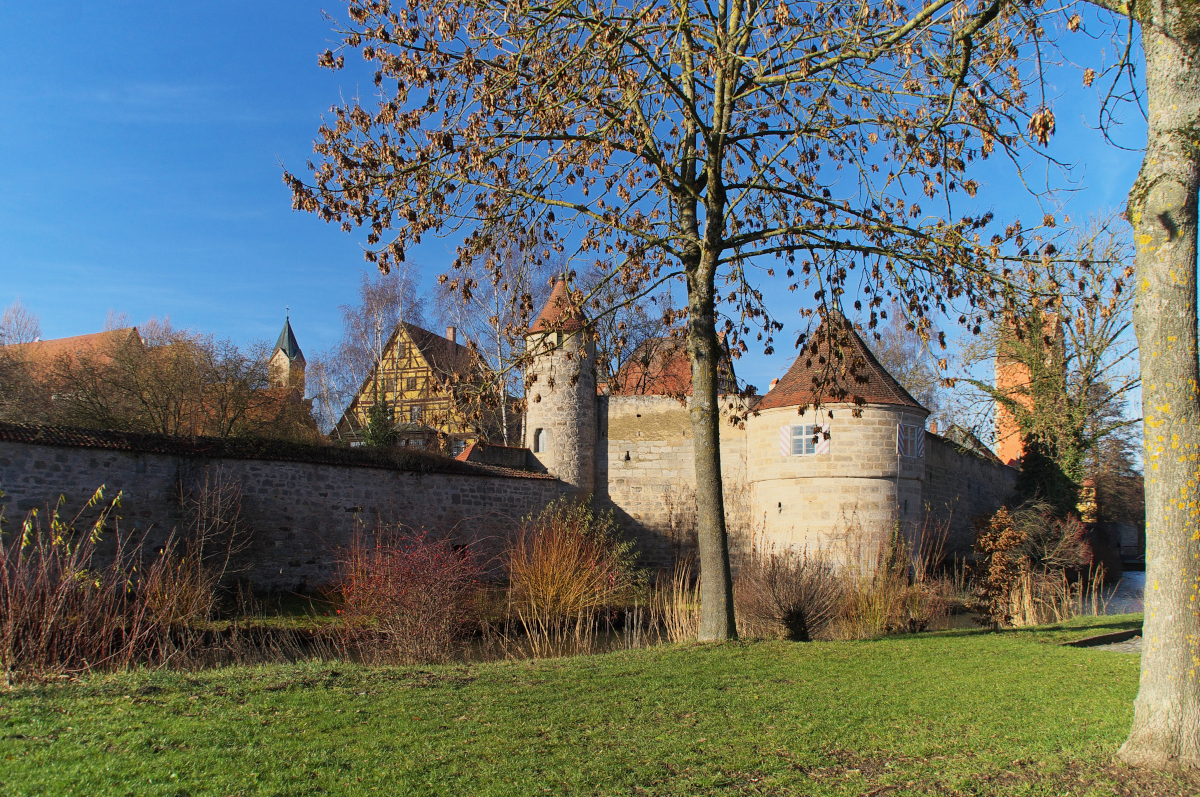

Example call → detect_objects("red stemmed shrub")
335 529 481 664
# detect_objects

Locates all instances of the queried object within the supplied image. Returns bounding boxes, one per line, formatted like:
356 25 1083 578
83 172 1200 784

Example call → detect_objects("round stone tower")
524 280 596 496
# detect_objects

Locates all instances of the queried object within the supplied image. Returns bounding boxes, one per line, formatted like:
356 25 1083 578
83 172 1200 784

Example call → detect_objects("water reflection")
1105 571 1145 614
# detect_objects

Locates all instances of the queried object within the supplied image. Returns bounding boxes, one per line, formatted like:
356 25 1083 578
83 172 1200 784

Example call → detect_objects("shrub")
335 529 480 664
731 520 955 642
973 501 1097 627
734 546 842 641
0 488 213 684
506 500 637 655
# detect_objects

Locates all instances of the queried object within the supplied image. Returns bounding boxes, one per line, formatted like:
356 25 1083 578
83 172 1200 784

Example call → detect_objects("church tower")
524 280 596 496
269 315 306 394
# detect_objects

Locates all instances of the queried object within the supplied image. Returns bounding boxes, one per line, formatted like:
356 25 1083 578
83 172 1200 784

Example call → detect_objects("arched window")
533 428 548 453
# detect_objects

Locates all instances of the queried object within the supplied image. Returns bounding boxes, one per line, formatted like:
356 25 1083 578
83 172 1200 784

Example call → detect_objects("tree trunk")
1117 1 1200 771
687 249 738 641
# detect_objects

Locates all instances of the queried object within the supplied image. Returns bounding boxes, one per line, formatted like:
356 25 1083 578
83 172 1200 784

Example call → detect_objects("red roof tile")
610 337 736 397
7 328 140 373
757 315 927 411
529 280 585 334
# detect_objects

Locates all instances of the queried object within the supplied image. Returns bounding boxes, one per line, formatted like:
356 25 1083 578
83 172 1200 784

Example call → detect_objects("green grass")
1 614 1190 796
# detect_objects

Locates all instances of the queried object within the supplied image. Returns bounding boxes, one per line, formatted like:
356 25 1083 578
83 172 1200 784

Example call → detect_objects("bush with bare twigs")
734 546 843 641
334 528 481 664
505 500 637 656
0 488 216 684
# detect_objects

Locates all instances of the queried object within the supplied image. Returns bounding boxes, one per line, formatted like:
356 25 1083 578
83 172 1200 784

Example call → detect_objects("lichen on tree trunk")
1116 0 1200 770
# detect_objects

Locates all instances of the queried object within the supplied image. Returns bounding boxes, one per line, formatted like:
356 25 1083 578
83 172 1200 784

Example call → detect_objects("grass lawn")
1 613 1192 796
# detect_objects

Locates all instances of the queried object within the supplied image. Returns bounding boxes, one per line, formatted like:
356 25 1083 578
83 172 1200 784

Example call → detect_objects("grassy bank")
0 614 1188 796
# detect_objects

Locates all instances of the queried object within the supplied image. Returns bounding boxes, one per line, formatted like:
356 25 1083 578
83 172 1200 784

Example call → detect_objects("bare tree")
956 216 1139 515
49 319 311 440
0 300 41 346
288 0 1053 640
0 300 45 423
311 268 427 440
436 245 554 444
865 302 944 418
578 264 684 392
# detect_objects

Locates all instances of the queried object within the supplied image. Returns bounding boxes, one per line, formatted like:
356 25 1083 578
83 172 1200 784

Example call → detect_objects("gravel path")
1091 636 1142 654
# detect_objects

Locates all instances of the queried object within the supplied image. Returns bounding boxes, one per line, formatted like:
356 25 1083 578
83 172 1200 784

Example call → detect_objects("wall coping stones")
0 422 555 480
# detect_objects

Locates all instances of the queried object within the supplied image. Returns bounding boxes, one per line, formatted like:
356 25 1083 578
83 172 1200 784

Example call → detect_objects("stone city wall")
0 437 565 591
746 405 928 552
595 395 749 570
921 433 1018 555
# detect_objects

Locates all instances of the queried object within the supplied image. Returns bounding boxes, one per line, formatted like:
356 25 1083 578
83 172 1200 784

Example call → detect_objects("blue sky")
0 2 1146 391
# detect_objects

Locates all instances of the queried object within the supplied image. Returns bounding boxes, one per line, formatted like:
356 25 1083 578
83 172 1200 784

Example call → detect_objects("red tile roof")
7 328 140 372
756 315 927 411
610 336 736 397
529 280 585 334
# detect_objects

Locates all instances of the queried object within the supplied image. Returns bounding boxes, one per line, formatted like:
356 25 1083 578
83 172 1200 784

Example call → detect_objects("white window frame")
791 424 820 456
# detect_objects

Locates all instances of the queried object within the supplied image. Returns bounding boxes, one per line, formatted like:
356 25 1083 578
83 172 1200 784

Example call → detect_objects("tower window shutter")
815 423 831 455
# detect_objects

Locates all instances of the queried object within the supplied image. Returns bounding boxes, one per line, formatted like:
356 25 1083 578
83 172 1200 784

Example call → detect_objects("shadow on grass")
889 614 1145 642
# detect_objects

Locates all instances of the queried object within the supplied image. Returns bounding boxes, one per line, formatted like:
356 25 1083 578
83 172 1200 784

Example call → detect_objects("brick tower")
524 280 596 496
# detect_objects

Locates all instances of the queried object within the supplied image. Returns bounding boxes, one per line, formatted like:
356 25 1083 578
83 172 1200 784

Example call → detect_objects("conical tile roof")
529 279 585 334
757 314 926 411
274 318 304 362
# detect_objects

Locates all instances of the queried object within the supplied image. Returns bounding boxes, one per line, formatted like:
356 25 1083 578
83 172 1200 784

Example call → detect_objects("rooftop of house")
757 314 927 412
400 322 480 380
3 328 141 369
609 336 736 397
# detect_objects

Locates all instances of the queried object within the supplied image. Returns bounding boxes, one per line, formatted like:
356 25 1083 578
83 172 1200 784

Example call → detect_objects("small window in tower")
533 428 547 453
789 424 830 456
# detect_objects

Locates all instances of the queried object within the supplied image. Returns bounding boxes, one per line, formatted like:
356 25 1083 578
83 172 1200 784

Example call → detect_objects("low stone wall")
0 433 565 591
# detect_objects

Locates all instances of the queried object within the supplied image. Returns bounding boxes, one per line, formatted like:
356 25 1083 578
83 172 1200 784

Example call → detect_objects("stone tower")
269 315 306 394
524 280 596 496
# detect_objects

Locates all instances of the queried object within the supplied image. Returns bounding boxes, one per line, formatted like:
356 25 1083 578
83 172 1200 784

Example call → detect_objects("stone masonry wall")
922 433 1018 556
0 440 565 591
595 395 749 570
746 405 927 552
523 333 596 495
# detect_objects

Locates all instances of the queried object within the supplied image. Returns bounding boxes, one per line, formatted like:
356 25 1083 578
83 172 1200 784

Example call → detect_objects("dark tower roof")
529 279 586 334
757 313 926 411
274 317 304 362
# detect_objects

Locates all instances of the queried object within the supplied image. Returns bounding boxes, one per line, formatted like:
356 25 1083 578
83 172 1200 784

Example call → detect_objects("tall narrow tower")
993 312 1062 466
524 280 596 496
270 315 306 394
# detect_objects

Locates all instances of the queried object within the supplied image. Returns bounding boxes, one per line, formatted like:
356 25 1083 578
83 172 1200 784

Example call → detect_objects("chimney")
446 326 457 343
769 378 779 392
928 420 938 434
